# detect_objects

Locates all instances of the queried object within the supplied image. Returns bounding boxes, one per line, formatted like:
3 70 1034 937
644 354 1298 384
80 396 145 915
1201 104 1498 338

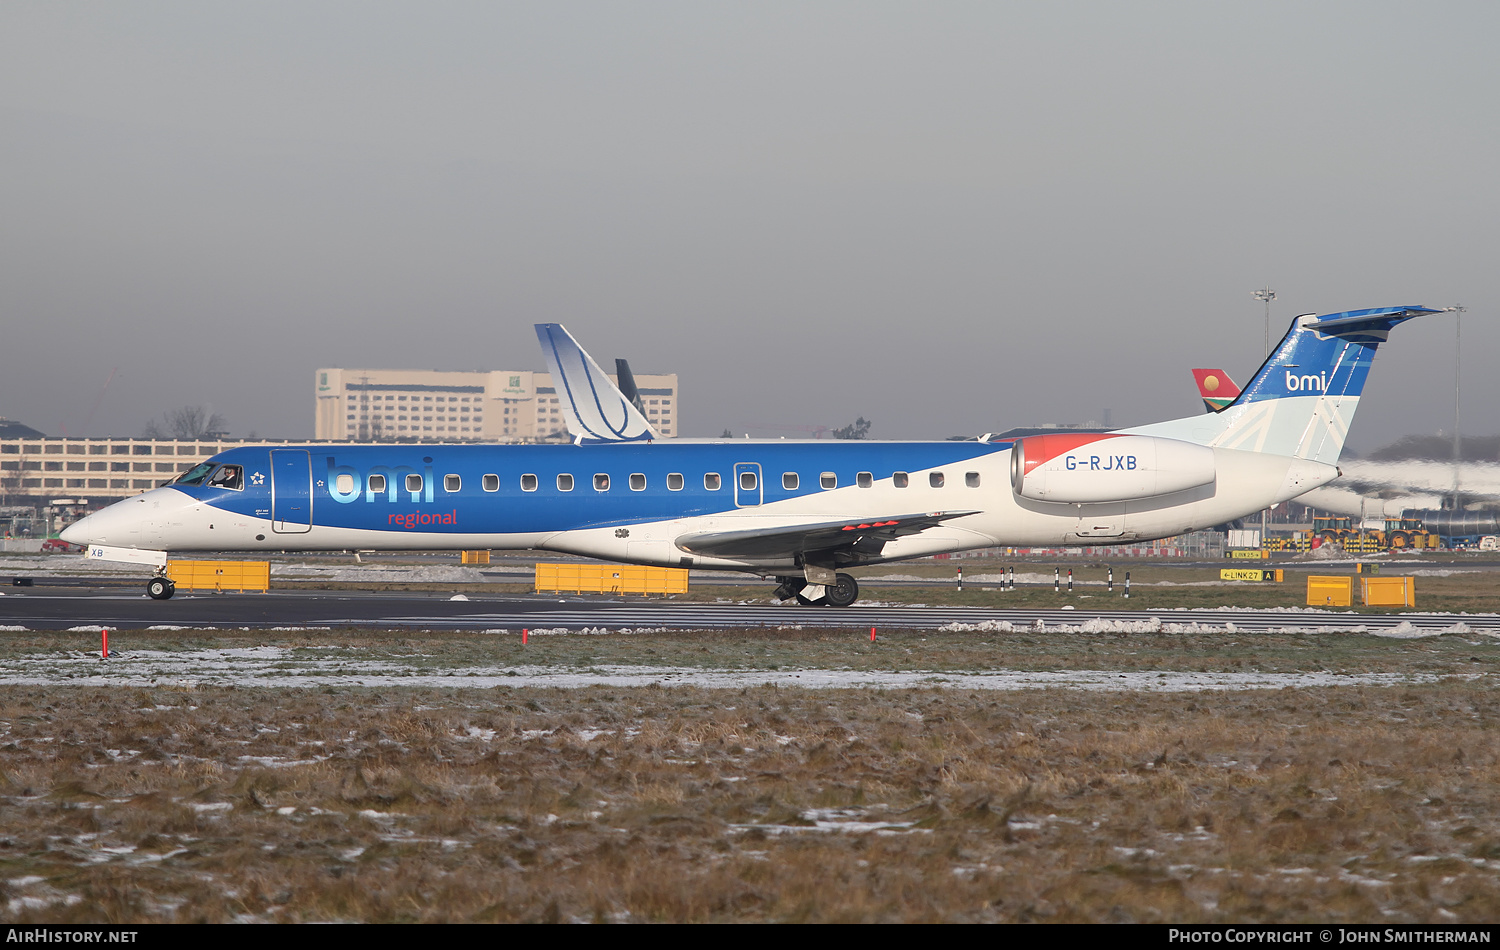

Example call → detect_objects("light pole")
1253 286 1277 356
1251 286 1276 543
1446 305 1466 506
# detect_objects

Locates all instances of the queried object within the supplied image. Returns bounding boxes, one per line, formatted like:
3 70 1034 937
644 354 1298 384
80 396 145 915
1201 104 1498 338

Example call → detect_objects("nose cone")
58 488 192 548
60 500 142 546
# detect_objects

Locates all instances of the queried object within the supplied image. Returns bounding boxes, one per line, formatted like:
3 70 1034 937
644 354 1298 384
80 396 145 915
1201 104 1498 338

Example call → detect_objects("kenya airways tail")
1191 368 1241 413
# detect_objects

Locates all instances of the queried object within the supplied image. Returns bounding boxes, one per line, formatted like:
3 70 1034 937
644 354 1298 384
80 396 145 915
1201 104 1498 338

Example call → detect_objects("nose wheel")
147 577 176 600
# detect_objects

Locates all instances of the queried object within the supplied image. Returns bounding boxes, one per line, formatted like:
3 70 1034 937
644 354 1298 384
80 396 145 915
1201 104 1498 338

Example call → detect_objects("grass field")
1 623 1498 923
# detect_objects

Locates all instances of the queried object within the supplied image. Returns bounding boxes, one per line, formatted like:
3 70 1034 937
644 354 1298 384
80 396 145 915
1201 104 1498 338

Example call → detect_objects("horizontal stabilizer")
1306 307 1441 340
535 324 658 443
676 510 980 561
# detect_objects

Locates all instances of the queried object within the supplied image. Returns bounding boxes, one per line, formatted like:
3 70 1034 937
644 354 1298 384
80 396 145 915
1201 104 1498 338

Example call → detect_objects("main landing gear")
773 573 859 608
147 575 176 600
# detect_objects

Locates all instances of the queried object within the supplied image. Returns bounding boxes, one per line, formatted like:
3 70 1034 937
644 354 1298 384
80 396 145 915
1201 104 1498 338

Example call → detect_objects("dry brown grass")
1 682 1498 922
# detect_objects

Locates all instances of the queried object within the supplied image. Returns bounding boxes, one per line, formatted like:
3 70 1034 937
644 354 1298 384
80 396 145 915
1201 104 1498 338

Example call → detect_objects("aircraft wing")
675 510 981 561
535 324 659 443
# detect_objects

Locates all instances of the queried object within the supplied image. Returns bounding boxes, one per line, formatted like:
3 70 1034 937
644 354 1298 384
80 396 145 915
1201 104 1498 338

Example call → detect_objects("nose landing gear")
147 575 176 600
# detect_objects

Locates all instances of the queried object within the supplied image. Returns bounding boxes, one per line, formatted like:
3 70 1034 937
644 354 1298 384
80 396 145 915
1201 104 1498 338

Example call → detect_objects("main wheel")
825 573 859 608
147 578 175 600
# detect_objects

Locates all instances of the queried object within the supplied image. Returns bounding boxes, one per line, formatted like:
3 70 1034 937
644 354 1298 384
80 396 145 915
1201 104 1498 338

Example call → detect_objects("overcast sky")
2 1 1495 452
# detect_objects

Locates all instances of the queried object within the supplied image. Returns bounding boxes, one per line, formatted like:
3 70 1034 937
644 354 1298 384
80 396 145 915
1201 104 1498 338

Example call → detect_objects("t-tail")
1135 306 1440 464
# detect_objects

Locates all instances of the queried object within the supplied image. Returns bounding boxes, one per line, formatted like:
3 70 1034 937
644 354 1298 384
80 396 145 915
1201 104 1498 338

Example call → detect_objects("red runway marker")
522 628 528 645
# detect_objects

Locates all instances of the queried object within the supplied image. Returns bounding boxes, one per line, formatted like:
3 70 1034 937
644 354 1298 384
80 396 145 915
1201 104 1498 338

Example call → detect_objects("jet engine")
1011 433 1216 503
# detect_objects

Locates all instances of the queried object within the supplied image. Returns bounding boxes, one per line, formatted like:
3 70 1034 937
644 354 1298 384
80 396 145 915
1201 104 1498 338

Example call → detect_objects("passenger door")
270 449 313 533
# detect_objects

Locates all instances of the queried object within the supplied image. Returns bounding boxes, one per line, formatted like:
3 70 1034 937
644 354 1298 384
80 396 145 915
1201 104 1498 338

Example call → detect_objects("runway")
2 583 1495 634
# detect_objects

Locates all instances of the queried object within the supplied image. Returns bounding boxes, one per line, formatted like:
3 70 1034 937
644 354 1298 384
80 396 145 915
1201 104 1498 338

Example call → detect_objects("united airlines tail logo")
1284 370 1328 392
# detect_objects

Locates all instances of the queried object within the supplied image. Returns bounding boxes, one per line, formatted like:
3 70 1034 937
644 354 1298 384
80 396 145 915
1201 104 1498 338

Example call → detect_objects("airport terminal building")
314 367 680 442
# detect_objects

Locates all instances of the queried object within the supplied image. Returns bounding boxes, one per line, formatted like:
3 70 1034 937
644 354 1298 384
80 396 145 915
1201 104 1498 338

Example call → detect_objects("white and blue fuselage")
63 437 1321 569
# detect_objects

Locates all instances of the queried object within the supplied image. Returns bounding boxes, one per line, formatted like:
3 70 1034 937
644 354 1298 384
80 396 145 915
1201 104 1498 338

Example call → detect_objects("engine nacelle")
1010 433 1216 503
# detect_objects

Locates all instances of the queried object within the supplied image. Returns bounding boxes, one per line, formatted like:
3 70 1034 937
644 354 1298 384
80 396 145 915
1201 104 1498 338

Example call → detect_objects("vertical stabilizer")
1130 306 1438 464
615 358 648 415
535 325 659 443
1191 369 1241 413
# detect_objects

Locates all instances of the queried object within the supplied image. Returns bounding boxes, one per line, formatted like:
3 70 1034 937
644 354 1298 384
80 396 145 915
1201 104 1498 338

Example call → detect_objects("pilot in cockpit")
207 464 243 490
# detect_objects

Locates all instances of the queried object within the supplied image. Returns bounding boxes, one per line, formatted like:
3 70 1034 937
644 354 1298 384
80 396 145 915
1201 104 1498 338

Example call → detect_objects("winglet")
535 324 658 443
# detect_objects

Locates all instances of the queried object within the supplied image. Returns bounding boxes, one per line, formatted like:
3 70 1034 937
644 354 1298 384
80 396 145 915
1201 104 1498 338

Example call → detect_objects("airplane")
63 306 1439 605
1190 365 1500 537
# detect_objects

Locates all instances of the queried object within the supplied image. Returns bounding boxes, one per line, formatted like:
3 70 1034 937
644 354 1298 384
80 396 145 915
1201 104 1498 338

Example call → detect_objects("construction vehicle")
1382 516 1441 550
1305 515 1438 551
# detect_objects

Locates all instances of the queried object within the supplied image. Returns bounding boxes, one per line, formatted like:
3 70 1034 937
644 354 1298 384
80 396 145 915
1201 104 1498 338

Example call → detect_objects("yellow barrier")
461 550 491 565
166 560 271 593
1362 576 1415 607
1306 575 1353 607
535 563 688 595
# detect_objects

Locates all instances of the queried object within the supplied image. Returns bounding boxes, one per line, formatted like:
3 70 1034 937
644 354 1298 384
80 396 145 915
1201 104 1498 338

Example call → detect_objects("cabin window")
783 472 798 490
444 474 461 492
629 473 646 491
482 474 499 492
893 471 909 488
740 471 757 491
369 473 386 493
965 471 980 488
594 473 610 491
557 474 574 492
820 472 837 490
406 473 423 493
929 472 945 488
667 472 684 491
704 473 721 491
856 472 873 488
335 473 355 495
521 474 537 492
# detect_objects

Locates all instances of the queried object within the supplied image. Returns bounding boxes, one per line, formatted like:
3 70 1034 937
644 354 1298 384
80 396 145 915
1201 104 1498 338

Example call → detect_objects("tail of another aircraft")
1133 306 1439 465
535 324 659 443
1191 368 1241 413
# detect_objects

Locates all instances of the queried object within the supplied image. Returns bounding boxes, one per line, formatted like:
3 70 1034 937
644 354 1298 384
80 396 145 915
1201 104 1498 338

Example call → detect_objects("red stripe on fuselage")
1020 433 1125 478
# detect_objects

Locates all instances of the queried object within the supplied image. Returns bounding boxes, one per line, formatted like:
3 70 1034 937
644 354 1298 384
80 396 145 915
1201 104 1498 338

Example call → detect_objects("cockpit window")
174 462 215 486
207 465 244 491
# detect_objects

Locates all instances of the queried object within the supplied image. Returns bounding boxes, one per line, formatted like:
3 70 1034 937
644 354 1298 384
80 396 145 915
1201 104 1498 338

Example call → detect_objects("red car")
40 539 83 553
